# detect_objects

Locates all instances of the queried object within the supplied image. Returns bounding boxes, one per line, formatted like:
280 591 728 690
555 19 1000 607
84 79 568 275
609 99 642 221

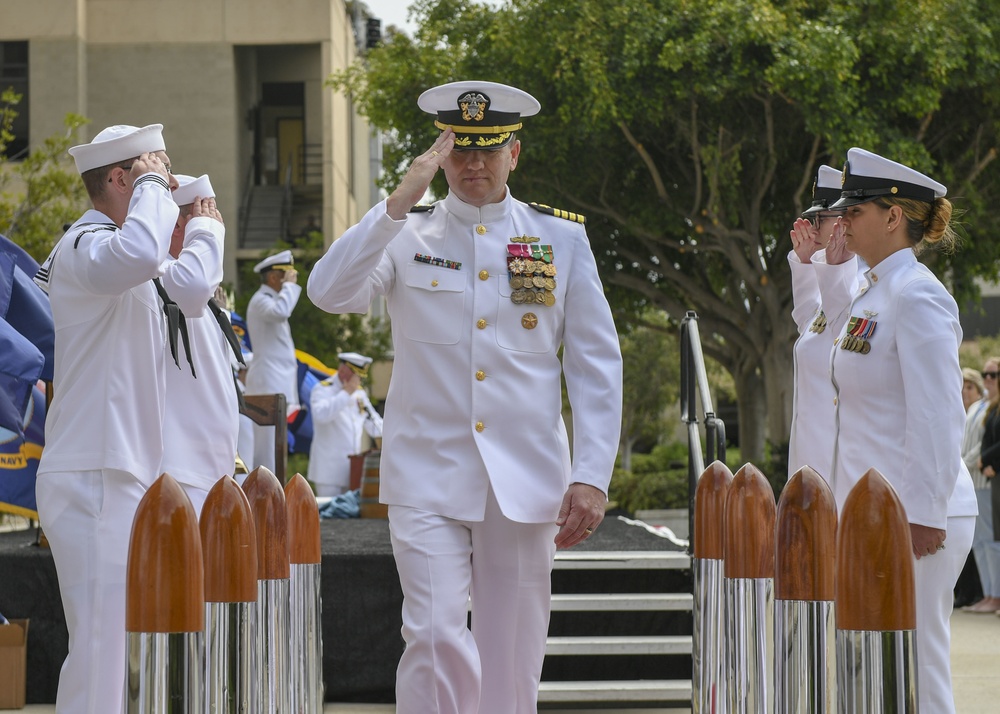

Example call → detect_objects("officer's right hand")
283 268 298 285
385 128 455 220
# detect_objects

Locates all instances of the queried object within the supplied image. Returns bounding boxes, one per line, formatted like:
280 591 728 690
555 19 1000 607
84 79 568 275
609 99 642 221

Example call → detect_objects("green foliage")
609 441 690 513
233 230 393 371
0 90 89 260
329 0 1000 461
619 311 680 455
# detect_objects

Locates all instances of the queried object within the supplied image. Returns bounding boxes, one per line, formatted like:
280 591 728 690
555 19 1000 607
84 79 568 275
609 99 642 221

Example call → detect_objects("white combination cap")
338 351 373 376
832 147 947 209
802 164 843 217
252 249 294 274
172 174 215 206
68 124 166 174
418 80 540 150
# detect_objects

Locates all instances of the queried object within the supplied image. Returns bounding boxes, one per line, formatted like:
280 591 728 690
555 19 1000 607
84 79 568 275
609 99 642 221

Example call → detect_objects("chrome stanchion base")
126 631 205 713
836 629 917 713
775 599 834 713
290 563 324 713
693 557 726 714
725 577 773 713
257 579 291 714
205 601 255 713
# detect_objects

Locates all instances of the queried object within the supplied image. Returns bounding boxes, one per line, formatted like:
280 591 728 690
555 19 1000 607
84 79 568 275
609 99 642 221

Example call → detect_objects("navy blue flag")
0 236 55 381
0 383 45 517
0 320 44 436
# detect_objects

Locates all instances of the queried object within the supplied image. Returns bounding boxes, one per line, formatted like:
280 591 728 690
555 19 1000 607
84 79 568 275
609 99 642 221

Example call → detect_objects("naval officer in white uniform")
244 248 301 472
828 148 976 713
308 351 383 497
33 124 179 714
308 80 623 714
158 174 240 515
786 165 862 482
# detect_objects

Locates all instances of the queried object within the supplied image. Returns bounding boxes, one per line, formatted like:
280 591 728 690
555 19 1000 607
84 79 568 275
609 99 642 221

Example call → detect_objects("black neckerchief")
152 278 196 378
207 297 248 412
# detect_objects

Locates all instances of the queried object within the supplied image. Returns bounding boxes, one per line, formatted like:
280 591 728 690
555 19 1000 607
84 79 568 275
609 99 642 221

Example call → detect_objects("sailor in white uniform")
308 81 623 714
828 148 977 713
158 174 241 515
308 351 383 497
787 165 863 482
244 248 301 472
33 124 179 714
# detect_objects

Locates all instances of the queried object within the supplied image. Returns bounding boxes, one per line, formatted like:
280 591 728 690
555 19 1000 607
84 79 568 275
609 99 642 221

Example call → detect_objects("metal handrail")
680 310 726 554
280 155 293 242
238 156 256 248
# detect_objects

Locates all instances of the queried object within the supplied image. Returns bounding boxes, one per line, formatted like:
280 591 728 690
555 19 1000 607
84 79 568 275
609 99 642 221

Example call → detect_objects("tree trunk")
733 363 768 467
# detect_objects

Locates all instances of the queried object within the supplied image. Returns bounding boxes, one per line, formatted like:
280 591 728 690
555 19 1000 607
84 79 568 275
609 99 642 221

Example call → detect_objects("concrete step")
538 679 693 704
550 592 692 611
553 550 690 570
546 634 692 656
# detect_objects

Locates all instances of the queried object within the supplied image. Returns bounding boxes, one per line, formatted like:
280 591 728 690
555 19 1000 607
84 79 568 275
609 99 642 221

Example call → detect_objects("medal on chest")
507 242 556 307
809 310 827 334
840 311 878 354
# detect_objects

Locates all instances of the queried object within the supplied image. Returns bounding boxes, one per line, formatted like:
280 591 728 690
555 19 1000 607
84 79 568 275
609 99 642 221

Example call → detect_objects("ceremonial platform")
0 513 688 705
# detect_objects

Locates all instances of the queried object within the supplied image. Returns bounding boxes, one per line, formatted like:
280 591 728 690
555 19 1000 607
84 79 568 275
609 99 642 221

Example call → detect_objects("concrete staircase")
539 515 693 708
240 185 286 249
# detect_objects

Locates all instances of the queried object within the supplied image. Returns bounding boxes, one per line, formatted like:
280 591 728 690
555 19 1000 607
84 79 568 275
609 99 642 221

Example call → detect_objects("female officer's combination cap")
801 165 843 218
832 147 947 209
418 80 540 150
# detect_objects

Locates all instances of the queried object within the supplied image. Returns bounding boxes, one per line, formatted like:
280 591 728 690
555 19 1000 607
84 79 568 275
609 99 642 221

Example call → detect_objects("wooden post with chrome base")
692 460 734 714
243 466 291 713
835 468 917 713
724 463 776 713
285 473 324 713
774 466 837 713
125 472 204 712
200 475 257 713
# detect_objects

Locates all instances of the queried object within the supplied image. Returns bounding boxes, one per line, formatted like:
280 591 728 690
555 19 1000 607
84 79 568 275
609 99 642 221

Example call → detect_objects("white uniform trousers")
178 482 209 519
35 469 147 714
915 514 974 714
388 486 558 714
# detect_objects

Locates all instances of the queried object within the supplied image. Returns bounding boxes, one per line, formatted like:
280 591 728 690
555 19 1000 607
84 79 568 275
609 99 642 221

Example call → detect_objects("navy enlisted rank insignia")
842 314 877 354
809 310 827 334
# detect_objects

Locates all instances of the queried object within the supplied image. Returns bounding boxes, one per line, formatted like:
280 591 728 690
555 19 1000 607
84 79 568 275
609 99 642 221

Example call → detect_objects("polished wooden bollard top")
724 463 776 579
285 473 321 566
243 466 290 580
694 460 734 559
775 466 837 602
201 475 258 603
126 472 204 632
836 468 915 631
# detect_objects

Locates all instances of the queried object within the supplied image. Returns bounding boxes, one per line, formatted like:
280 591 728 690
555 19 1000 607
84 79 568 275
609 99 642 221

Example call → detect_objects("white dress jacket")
308 191 623 523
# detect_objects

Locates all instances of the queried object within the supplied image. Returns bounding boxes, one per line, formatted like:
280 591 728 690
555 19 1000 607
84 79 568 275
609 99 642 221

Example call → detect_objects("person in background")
32 124 179 714
244 248 300 472
786 164 859 482
158 174 241 515
958 364 992 609
828 147 976 713
974 358 1000 614
307 80 622 714
308 351 383 497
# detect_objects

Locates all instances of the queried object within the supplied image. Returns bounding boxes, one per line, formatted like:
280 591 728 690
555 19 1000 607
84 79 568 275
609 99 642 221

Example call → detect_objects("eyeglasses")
807 212 843 228
982 371 999 380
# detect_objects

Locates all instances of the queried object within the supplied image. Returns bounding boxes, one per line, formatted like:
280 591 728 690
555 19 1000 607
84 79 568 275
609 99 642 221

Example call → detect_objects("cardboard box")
0 619 28 710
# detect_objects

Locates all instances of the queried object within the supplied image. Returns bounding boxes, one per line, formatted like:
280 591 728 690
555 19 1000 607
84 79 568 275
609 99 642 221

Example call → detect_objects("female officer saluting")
828 147 977 714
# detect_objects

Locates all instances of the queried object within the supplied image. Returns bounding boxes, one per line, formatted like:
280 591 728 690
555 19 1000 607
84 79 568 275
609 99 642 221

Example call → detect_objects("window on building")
1 41 29 159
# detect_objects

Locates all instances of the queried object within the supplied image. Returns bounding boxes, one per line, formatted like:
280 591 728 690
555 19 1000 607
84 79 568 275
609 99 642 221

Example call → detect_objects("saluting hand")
789 218 821 264
385 128 456 221
130 152 170 183
191 196 223 224
825 219 852 265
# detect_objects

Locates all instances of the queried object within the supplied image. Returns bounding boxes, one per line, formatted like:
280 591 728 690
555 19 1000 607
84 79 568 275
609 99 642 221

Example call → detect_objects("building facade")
1 0 376 283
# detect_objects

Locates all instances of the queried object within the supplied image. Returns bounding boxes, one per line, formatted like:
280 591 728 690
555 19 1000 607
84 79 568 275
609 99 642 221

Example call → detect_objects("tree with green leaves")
332 0 1000 463
0 89 89 261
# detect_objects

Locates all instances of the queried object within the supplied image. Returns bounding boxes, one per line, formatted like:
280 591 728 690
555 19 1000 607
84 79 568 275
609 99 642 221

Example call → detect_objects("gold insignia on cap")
459 92 488 122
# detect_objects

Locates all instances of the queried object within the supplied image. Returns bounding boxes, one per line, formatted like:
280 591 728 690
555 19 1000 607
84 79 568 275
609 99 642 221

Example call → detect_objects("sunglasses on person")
982 371 999 380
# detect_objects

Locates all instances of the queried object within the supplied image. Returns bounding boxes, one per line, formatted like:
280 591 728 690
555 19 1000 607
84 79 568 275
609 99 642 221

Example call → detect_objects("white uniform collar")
864 247 915 285
442 189 512 224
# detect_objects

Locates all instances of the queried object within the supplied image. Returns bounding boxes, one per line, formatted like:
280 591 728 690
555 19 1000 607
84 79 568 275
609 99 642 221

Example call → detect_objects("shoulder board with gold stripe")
408 204 435 213
319 378 335 386
528 202 586 224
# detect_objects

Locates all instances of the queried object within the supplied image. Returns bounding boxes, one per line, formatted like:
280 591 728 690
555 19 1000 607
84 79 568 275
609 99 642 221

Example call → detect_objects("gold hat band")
434 120 523 135
345 362 369 377
269 264 294 271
